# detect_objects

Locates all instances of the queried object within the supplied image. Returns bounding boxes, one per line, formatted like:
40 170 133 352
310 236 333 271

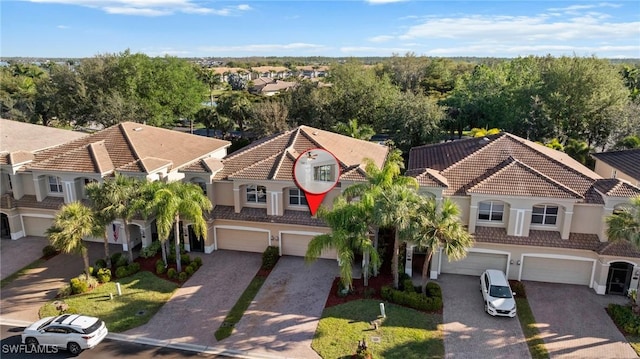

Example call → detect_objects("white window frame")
531 205 559 225
313 165 334 182
288 188 308 206
478 201 504 222
48 176 63 194
246 184 267 204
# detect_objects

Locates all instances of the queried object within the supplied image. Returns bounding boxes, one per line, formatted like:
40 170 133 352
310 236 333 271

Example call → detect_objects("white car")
480 269 517 317
21 314 108 355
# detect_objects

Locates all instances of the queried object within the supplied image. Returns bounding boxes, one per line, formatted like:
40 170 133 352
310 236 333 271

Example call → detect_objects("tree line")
2 51 639 164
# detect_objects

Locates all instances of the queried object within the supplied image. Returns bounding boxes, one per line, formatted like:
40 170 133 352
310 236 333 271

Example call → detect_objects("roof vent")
133 127 143 132
313 131 318 135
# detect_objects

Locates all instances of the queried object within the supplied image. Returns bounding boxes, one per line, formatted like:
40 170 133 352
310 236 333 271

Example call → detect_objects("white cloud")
199 43 330 54
25 0 251 16
368 35 394 43
56 25 70 29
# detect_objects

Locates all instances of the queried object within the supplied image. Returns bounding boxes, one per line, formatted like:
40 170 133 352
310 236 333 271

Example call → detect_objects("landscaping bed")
607 303 640 356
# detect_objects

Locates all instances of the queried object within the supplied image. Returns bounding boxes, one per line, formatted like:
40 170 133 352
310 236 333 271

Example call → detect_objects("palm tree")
85 181 116 267
153 181 212 272
606 195 640 304
332 118 376 141
410 197 473 293
46 202 97 276
306 197 379 291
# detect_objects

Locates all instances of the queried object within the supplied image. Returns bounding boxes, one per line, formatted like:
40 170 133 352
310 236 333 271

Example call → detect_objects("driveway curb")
0 317 292 359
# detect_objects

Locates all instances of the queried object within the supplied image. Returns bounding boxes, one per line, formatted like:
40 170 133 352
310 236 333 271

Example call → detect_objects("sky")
1 0 639 59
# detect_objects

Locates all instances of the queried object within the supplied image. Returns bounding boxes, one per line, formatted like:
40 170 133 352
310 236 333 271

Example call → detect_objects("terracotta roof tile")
593 179 640 198
598 240 640 257
7 151 35 166
0 118 87 153
406 168 449 187
592 149 640 180
0 194 64 211
210 205 327 227
473 226 603 252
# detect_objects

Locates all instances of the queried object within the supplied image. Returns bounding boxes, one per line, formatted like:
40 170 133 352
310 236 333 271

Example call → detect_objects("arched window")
478 201 504 222
246 184 266 203
531 205 558 225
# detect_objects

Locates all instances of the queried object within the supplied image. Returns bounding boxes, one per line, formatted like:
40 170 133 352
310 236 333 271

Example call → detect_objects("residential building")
406 133 640 296
592 148 640 187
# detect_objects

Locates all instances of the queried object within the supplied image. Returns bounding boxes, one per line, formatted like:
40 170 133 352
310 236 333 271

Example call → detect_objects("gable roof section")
26 122 230 175
592 149 640 181
405 168 448 187
0 118 87 154
214 125 389 181
408 133 603 202
593 178 640 198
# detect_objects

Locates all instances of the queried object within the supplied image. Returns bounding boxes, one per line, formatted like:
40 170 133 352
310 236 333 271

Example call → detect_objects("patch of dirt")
134 255 184 285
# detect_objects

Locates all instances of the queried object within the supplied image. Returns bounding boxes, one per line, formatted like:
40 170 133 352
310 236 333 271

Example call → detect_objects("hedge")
381 284 443 312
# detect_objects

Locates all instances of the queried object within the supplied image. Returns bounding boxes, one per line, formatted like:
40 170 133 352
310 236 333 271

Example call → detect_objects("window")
531 205 558 225
313 165 334 182
48 176 63 193
191 178 207 195
478 201 504 221
289 188 308 206
246 185 266 203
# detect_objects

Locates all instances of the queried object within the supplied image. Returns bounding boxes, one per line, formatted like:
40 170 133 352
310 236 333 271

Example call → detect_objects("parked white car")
480 269 517 317
21 314 108 355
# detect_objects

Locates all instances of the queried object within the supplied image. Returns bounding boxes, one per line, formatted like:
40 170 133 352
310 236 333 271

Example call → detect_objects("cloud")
56 25 70 29
199 43 329 55
368 35 394 43
340 46 412 55
25 0 252 16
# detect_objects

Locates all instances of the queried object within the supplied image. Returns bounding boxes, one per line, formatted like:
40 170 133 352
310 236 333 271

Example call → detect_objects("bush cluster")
156 262 166 275
261 246 280 270
69 274 98 295
140 241 161 258
167 268 177 279
193 256 203 267
42 245 59 258
96 268 111 283
115 262 140 278
178 271 188 282
608 304 640 335
94 258 107 269
180 254 191 266
381 283 443 312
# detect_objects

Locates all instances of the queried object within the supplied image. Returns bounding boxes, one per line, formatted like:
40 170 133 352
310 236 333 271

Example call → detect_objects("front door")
1 213 10 239
188 226 204 252
606 262 633 295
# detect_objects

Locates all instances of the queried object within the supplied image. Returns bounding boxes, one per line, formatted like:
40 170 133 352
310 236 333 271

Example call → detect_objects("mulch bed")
324 273 394 308
134 255 184 285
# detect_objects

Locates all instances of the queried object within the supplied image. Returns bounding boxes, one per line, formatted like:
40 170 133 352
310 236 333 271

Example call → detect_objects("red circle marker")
293 149 341 215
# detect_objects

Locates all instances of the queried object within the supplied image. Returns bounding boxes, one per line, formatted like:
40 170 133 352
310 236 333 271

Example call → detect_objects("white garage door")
23 216 53 237
281 233 337 259
216 228 269 253
521 257 592 286
441 251 508 276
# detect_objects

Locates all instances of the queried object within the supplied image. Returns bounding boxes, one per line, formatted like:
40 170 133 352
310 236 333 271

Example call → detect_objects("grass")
515 297 549 359
38 271 178 333
312 299 444 359
214 275 267 341
0 258 47 289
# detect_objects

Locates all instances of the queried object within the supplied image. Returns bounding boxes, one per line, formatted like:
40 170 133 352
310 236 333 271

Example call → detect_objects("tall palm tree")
85 181 116 267
410 197 473 293
46 202 97 276
372 183 421 289
306 197 380 291
333 119 376 141
606 195 640 304
153 181 212 272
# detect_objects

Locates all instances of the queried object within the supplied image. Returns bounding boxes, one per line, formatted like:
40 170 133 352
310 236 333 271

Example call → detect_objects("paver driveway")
125 250 262 345
221 256 338 359
0 236 49 281
525 281 637 359
438 274 531 359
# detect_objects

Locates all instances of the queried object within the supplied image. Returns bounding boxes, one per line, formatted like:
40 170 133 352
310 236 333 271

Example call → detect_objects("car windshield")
83 319 102 334
489 285 513 298
37 318 55 330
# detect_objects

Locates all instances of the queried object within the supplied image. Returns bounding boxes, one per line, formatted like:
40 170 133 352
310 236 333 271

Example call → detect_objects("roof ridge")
271 128 301 180
229 152 282 178
87 141 113 175
225 129 292 160
444 134 506 172
119 123 143 165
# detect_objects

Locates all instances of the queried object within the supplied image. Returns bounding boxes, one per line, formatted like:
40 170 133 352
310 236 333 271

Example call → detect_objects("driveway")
525 281 637 359
438 274 531 359
125 250 262 345
0 236 49 280
221 256 338 359
0 241 121 322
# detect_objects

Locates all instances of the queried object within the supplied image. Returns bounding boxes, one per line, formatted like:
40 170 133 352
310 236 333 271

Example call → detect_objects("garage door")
521 257 592 285
216 228 269 253
441 251 508 276
23 216 53 237
281 233 337 259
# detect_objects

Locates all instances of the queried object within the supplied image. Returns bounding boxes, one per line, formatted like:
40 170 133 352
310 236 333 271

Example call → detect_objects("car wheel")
25 337 38 349
67 342 82 356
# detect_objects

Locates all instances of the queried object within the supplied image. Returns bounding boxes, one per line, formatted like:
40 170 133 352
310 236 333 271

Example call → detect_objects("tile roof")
593 179 640 198
0 194 65 211
24 122 229 175
214 126 389 182
598 240 640 257
592 149 640 180
405 168 448 187
210 205 327 227
0 118 87 154
408 133 604 203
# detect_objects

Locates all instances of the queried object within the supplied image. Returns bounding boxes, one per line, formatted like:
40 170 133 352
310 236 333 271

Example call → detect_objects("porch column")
561 210 573 240
233 186 241 213
405 245 414 277
468 205 478 233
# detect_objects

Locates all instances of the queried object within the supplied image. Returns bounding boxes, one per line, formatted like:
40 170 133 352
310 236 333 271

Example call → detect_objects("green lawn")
39 271 178 333
312 299 444 359
215 275 266 341
515 297 549 359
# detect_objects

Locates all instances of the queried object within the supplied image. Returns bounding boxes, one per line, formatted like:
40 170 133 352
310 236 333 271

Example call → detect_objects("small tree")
46 202 96 277
606 195 640 305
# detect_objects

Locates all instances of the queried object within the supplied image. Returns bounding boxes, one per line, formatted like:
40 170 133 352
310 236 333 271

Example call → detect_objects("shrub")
180 254 191 266
380 285 443 312
193 256 203 267
426 282 442 298
167 268 177 279
262 246 280 270
178 271 188 282
140 241 161 258
65 306 79 314
127 262 141 275
156 263 166 275
96 268 111 283
608 304 640 335
185 265 195 276
94 258 107 269
399 272 411 285
402 279 415 293
70 277 89 294
115 266 128 279
156 259 165 268
111 252 122 265
57 285 72 298
115 255 128 268
42 245 58 258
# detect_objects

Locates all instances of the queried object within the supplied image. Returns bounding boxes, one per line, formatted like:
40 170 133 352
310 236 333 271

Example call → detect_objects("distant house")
249 77 298 96
592 149 640 187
